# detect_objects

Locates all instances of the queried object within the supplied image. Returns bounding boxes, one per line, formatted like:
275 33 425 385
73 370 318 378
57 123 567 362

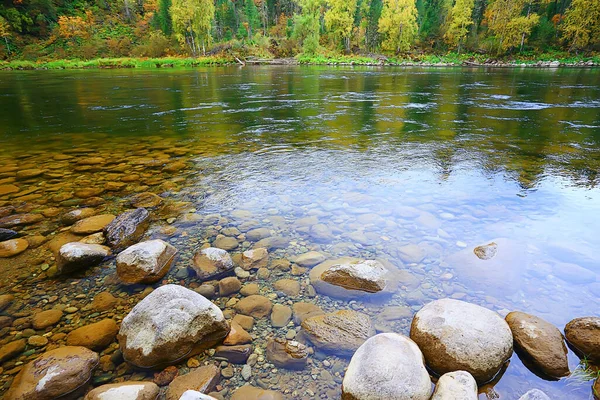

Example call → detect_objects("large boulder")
116 239 177 284
564 317 600 362
192 247 234 281
118 284 229 368
84 381 159 400
341 333 432 400
165 365 220 400
56 242 111 274
103 208 150 250
310 257 398 299
5 346 98 400
410 298 513 383
443 238 530 297
430 371 477 400
505 311 569 378
301 310 375 356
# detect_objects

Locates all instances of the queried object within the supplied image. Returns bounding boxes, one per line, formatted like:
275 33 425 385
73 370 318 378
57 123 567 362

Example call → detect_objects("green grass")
0 56 234 70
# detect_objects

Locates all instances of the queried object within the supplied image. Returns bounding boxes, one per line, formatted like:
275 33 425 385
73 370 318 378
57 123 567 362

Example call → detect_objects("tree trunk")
4 37 10 55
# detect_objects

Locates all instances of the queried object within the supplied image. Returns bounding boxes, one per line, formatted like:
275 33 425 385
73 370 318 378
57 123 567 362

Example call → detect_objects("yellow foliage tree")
57 15 90 41
171 0 215 55
561 0 600 50
0 16 10 55
444 0 474 52
324 0 358 52
378 0 418 53
485 0 539 52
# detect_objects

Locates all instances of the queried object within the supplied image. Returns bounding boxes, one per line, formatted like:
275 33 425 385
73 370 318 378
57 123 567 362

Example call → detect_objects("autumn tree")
561 0 600 50
444 0 474 52
378 0 418 53
56 15 90 43
485 0 540 52
324 0 358 51
171 0 215 55
0 16 10 55
294 0 323 54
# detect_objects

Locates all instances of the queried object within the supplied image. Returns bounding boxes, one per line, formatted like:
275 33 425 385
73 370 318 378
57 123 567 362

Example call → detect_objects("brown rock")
292 302 324 325
116 239 177 285
71 214 116 234
235 295 273 318
74 187 104 199
271 304 292 328
32 309 63 330
233 314 255 331
241 248 269 270
16 169 44 180
565 317 600 362
505 311 569 378
103 208 150 250
230 386 283 400
219 277 242 296
302 310 375 356
56 242 111 274
91 292 118 312
213 236 239 251
214 344 253 364
192 247 234 281
131 192 163 208
165 365 220 400
274 279 301 296
0 213 44 228
27 335 48 347
0 184 19 196
61 208 97 225
5 346 98 400
266 338 308 369
223 321 253 345
84 381 159 400
25 235 47 248
67 319 118 350
0 238 28 258
0 339 26 362
474 242 498 260
154 366 179 386
0 294 15 311
240 283 260 296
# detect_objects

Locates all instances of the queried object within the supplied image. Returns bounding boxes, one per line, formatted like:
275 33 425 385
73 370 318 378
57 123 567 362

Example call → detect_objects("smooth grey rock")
341 333 431 400
116 239 177 284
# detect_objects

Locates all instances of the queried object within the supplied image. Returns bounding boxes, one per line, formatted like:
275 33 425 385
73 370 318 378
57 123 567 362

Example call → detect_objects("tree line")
0 0 598 60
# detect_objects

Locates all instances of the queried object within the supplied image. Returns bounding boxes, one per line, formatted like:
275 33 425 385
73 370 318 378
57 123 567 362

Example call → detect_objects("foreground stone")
230 386 283 400
5 346 98 400
56 242 111 274
302 310 375 356
192 247 234 281
266 338 308 369
84 381 159 400
179 391 218 400
66 319 119 350
103 208 150 250
341 333 431 400
310 257 398 299
518 389 551 400
564 317 600 361
0 238 28 258
430 371 477 400
505 311 569 378
118 284 229 368
410 298 513 383
0 339 26 363
116 239 177 284
165 365 220 400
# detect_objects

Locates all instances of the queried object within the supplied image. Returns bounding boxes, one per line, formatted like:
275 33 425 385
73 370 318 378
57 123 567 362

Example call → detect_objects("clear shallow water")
0 66 599 399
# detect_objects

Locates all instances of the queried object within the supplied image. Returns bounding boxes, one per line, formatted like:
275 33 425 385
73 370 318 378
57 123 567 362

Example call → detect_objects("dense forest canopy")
0 0 598 60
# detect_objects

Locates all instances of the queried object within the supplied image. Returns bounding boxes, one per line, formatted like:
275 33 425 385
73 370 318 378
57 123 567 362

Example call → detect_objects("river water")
0 66 599 399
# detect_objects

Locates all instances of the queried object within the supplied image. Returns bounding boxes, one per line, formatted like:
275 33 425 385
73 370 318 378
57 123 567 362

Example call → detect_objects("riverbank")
1 52 599 70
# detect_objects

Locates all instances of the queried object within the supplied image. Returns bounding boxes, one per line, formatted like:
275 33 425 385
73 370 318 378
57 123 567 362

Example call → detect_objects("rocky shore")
0 137 598 399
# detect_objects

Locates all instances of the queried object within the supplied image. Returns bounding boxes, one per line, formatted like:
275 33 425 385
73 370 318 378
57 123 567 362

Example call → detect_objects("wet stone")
0 238 28 258
104 208 150 250
71 214 116 234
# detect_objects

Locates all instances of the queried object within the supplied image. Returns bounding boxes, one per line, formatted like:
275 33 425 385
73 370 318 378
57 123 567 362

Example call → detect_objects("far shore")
0 55 599 71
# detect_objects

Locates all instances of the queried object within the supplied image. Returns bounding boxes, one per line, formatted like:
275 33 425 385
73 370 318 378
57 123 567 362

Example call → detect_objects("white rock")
410 298 513 383
518 389 551 400
57 242 111 274
431 371 477 400
341 333 432 400
116 239 177 284
179 390 218 400
117 284 229 368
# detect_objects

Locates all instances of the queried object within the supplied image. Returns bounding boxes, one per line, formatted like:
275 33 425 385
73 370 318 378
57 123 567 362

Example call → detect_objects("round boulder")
341 333 432 400
564 317 600 362
410 298 513 383
192 247 234 281
118 284 229 368
5 346 98 400
431 371 477 400
116 239 177 284
56 242 111 274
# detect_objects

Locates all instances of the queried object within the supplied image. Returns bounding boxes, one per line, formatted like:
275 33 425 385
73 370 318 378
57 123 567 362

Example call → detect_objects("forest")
0 0 598 62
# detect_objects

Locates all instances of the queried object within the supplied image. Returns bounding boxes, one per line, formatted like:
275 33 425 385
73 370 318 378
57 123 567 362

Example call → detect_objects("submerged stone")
103 208 150 250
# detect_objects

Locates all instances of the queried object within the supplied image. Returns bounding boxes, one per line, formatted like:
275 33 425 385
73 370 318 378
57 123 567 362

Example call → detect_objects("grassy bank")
1 52 599 70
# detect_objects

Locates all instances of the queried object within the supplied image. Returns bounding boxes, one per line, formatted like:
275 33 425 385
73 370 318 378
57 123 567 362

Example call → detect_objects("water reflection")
0 67 599 399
